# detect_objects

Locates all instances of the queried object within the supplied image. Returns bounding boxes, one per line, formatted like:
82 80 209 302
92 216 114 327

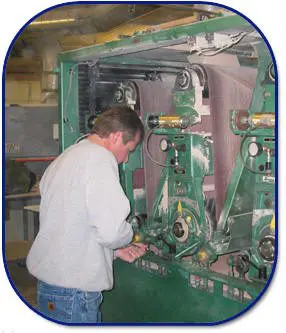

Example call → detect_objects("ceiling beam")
59 8 200 50
6 5 226 78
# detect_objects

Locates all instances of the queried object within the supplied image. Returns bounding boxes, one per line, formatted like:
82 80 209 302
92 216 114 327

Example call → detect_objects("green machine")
58 11 276 323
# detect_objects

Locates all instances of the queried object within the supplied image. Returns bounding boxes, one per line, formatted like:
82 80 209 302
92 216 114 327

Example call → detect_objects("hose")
144 129 172 168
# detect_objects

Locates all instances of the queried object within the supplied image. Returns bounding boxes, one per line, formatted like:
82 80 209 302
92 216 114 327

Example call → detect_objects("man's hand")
115 243 148 263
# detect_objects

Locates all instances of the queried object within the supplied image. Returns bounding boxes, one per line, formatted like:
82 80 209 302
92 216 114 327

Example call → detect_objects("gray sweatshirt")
26 139 133 291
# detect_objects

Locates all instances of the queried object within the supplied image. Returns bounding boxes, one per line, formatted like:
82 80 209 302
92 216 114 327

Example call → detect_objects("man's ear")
110 131 123 144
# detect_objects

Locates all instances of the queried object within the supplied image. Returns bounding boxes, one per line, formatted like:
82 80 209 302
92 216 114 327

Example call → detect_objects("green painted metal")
212 157 255 251
219 41 275 282
102 259 263 323
119 143 144 216
99 56 186 69
58 13 276 323
142 131 214 257
58 15 250 62
59 61 80 150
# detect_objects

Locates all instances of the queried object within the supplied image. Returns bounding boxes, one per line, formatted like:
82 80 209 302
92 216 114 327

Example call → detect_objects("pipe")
40 39 60 103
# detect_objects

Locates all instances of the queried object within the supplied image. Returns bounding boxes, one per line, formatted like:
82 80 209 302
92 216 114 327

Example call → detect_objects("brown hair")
90 105 144 144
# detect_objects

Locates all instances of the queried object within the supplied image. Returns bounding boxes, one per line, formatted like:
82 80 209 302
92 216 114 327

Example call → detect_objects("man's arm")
85 159 133 249
114 243 148 263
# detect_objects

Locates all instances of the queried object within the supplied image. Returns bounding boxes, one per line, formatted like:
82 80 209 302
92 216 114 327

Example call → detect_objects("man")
26 106 147 323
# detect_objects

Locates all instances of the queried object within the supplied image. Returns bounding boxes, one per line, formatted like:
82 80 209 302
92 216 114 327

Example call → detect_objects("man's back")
26 139 132 291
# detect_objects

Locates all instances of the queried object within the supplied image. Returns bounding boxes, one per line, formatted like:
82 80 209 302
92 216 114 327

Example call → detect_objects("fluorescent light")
29 18 76 26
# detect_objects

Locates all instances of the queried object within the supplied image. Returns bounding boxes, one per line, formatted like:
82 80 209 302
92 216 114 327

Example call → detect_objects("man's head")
90 106 144 163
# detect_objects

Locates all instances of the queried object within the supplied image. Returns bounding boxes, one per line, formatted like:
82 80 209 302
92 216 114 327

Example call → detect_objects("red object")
15 157 57 162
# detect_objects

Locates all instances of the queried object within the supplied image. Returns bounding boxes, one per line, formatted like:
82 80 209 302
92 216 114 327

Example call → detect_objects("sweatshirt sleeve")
85 157 133 250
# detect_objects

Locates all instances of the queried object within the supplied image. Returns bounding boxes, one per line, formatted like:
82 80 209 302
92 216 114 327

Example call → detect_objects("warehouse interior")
4 3 276 324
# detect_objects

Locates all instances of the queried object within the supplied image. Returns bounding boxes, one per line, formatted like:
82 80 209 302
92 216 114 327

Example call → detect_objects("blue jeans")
37 280 103 323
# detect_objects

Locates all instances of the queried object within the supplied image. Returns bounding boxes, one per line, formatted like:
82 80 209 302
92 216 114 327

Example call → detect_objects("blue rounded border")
2 0 279 327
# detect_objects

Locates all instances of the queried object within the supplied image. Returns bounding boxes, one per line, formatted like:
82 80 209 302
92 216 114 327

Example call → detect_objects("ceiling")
6 3 227 80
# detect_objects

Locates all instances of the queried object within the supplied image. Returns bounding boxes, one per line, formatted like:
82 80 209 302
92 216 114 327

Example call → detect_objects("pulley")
175 64 208 94
113 81 137 108
258 235 275 262
172 216 189 243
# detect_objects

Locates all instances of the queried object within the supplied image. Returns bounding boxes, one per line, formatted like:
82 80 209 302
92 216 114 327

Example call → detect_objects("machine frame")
57 12 277 323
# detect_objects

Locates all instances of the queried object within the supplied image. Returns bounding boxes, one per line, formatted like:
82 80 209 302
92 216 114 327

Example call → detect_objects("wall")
5 80 42 104
4 84 59 253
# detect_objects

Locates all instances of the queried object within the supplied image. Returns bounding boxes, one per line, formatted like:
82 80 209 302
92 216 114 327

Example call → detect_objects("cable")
63 65 76 133
188 32 249 57
144 129 172 168
201 32 247 56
